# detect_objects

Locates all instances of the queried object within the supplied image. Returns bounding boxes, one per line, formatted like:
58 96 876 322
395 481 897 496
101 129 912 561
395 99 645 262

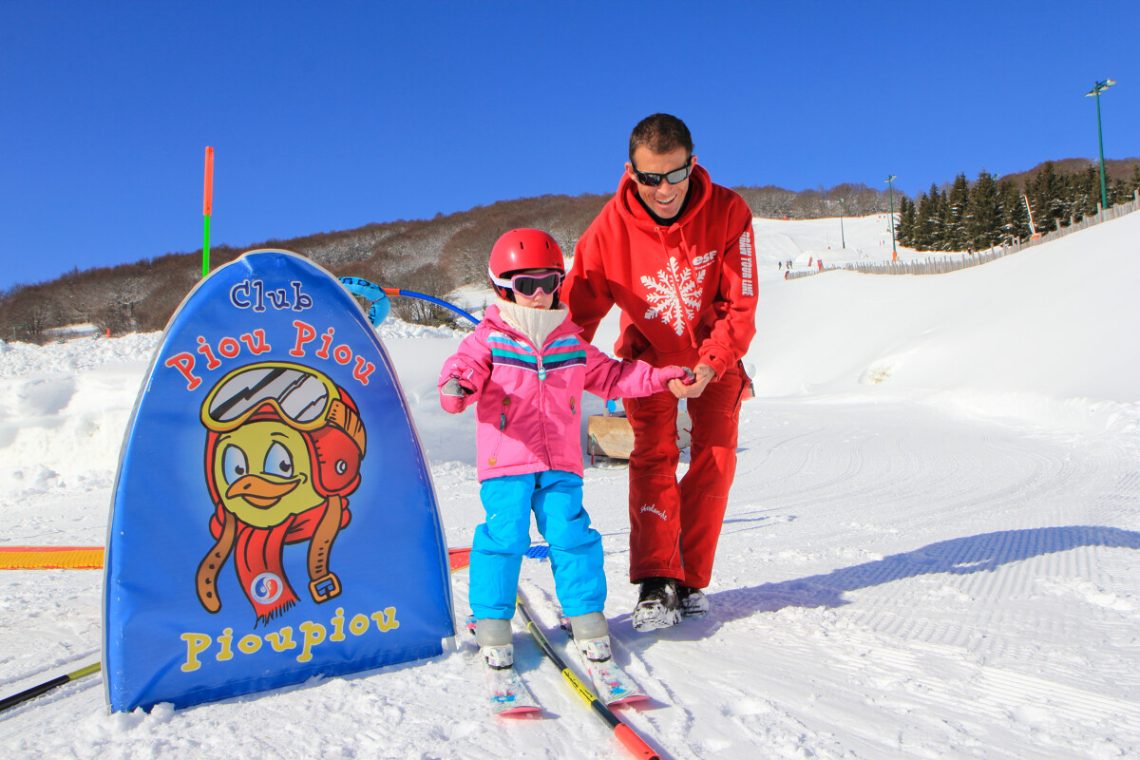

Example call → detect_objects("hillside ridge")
2 158 1137 342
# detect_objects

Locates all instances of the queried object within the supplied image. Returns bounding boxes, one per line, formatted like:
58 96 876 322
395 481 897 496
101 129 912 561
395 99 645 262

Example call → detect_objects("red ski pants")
623 361 748 589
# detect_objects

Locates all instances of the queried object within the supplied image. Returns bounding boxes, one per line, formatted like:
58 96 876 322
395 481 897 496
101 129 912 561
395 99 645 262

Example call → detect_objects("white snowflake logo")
641 257 705 336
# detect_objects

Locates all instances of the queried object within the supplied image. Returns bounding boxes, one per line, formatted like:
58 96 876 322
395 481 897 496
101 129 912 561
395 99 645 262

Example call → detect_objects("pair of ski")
452 549 661 758
483 606 647 717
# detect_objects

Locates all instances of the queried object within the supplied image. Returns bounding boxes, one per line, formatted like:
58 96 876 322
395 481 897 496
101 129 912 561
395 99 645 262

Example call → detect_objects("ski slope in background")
1 212 1138 759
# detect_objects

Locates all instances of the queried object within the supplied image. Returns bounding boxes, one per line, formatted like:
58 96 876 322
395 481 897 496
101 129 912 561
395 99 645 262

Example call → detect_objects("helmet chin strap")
307 495 344 603
195 509 237 614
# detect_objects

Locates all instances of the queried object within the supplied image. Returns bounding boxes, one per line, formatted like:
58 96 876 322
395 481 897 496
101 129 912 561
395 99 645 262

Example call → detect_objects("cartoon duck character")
195 362 366 623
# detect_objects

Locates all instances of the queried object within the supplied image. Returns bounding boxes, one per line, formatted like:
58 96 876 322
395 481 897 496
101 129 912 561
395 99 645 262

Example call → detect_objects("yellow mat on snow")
0 547 104 570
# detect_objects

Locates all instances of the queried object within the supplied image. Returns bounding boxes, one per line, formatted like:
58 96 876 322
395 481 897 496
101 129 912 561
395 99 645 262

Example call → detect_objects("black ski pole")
0 661 100 714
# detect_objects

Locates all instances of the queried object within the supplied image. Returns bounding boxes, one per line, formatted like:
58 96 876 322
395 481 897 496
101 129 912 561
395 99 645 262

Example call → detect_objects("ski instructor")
564 113 758 632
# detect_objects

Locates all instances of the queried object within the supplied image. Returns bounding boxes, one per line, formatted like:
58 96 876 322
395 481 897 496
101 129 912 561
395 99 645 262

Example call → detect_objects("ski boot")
475 617 513 669
677 584 709 617
631 577 682 632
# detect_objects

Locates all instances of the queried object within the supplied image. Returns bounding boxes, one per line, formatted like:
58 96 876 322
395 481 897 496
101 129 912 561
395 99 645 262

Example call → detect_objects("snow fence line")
787 190 1140 280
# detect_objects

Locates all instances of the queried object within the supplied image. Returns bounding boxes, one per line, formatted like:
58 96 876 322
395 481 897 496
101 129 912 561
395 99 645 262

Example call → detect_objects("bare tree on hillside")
391 263 457 325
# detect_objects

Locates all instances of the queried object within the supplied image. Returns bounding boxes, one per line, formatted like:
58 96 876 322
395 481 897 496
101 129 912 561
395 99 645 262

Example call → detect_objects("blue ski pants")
469 470 606 620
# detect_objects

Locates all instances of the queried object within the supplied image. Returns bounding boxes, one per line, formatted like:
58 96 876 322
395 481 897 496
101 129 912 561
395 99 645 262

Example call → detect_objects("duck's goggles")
200 362 365 453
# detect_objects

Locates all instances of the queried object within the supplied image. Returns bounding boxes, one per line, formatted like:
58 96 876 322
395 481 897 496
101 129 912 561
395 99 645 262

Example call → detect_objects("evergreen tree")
998 179 1031 242
946 173 971 250
1130 164 1140 195
966 171 1001 250
1071 167 1099 219
913 186 939 250
1109 177 1131 206
935 187 954 251
1030 162 1067 232
897 196 917 246
894 197 908 245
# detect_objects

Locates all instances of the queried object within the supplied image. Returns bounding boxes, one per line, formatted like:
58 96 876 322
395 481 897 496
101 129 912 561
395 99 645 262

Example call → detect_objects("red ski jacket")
564 165 758 379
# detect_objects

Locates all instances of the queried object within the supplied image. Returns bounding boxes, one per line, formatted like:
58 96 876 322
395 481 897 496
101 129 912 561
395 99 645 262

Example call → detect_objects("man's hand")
670 364 716 398
665 367 694 398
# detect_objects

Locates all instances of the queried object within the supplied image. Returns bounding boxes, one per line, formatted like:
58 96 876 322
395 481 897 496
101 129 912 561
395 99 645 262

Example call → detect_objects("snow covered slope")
1 212 1138 759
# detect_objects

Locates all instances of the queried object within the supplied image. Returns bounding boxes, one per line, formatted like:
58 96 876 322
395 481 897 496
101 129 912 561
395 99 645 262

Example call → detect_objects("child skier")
439 228 690 673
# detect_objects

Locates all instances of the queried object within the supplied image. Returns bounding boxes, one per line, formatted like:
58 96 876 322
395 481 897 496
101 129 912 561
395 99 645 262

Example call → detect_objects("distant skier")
438 228 689 671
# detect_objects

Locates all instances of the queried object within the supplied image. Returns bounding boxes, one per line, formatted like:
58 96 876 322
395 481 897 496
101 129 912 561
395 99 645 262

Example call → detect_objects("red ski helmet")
488 229 565 300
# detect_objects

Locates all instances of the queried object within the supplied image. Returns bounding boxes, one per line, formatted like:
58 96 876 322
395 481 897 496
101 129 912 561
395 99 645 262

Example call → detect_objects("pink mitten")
440 377 472 413
661 365 696 385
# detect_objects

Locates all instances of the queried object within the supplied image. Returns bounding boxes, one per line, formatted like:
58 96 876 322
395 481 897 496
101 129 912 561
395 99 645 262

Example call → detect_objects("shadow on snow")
715 524 1140 619
613 525 1140 639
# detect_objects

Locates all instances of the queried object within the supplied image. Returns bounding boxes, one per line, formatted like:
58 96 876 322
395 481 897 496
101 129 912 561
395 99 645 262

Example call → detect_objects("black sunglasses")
632 159 692 187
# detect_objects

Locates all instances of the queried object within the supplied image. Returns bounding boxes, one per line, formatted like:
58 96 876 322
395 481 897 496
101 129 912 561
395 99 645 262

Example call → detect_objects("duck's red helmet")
487 228 565 302
201 362 367 502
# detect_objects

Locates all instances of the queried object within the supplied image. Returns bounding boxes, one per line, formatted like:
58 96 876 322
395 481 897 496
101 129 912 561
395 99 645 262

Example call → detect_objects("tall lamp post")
885 174 898 261
1085 79 1115 212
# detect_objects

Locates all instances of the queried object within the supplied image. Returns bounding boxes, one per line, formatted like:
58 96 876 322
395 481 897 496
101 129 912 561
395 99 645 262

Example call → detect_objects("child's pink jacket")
439 305 684 481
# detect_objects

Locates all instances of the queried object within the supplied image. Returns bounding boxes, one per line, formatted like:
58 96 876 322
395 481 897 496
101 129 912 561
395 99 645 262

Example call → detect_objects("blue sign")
104 250 454 712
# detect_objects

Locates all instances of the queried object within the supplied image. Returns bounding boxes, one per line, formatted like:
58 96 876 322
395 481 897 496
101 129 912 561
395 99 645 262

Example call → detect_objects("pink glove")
659 366 696 386
439 377 472 414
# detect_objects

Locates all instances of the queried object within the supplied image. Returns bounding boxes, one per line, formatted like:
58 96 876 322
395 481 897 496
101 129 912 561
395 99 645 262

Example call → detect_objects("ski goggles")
201 362 365 453
488 269 564 297
631 159 692 187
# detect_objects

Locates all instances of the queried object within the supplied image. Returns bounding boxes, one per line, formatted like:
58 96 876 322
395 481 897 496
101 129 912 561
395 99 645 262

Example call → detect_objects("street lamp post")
885 174 898 262
1085 79 1115 212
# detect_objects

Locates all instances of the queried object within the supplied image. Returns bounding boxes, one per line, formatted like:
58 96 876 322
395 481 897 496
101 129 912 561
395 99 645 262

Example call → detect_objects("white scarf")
495 298 569 350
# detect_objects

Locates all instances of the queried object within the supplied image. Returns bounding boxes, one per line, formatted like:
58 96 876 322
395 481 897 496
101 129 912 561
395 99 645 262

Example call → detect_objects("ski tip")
496 704 543 717
607 692 651 707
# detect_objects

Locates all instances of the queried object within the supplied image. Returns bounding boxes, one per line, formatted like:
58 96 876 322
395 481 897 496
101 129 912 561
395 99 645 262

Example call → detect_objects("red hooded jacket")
564 165 758 379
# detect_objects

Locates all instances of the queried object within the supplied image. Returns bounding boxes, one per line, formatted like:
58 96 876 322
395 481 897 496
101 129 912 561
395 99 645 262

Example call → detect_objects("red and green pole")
202 146 215 277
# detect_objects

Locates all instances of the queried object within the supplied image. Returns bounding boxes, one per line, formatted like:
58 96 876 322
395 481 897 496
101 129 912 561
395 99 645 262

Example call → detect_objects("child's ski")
571 635 648 707
468 622 541 717
484 662 541 716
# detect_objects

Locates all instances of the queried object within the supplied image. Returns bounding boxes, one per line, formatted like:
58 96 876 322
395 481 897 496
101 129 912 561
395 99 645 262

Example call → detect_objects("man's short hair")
628 113 694 163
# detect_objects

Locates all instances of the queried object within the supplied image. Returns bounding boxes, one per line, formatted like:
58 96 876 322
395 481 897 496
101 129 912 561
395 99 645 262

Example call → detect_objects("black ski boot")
677 585 709 617
631 577 681 632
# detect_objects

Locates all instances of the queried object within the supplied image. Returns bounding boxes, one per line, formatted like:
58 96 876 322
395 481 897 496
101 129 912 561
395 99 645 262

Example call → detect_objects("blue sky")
2 1 1138 290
